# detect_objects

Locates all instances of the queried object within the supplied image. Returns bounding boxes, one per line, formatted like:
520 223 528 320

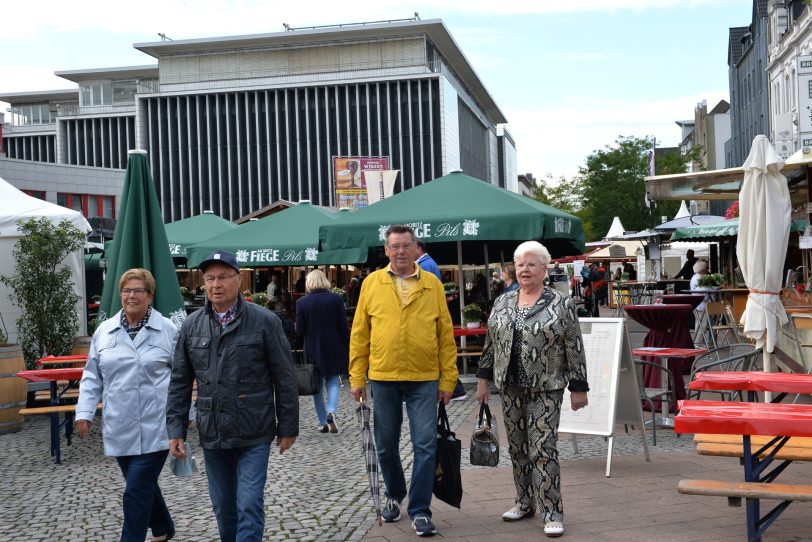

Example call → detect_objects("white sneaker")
544 521 564 537
450 393 468 402
502 504 534 521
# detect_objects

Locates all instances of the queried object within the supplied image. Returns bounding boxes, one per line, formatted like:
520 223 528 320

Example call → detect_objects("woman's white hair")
514 241 551 266
693 260 708 274
305 269 331 292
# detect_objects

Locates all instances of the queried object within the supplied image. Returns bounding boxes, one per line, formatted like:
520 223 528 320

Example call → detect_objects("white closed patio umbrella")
736 135 792 387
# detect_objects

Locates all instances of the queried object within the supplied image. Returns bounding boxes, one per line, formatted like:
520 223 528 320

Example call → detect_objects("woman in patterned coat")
475 241 589 538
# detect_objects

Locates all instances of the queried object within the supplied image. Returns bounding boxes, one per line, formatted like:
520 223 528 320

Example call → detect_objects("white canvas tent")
0 177 91 343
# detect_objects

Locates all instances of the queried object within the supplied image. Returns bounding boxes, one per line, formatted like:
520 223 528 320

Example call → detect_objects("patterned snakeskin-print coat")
478 287 588 392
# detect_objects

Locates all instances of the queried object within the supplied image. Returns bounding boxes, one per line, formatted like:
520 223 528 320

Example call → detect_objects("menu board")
559 318 642 437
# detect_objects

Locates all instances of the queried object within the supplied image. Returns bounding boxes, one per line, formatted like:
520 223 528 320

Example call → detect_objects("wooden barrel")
0 344 27 435
72 336 93 356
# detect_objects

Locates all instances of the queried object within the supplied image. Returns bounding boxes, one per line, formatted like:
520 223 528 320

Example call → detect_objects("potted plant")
462 303 484 328
696 273 724 290
330 287 349 304
179 286 194 305
443 281 458 294
251 291 268 307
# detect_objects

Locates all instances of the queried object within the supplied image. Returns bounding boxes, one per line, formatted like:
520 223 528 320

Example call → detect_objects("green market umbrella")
98 150 186 327
671 217 807 242
165 211 238 257
318 171 585 263
186 202 368 268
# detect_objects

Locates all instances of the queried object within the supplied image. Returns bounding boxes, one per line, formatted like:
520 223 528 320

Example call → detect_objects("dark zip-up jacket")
166 296 299 449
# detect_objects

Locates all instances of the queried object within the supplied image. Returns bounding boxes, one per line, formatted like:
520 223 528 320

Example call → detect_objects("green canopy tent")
671 217 808 241
318 171 585 265
186 202 368 268
165 210 238 258
318 171 584 321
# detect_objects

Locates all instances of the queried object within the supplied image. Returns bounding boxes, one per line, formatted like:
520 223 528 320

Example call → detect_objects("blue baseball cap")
199 250 240 273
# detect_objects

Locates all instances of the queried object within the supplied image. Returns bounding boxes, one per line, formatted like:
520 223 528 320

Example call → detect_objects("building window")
57 193 115 219
9 104 54 126
79 82 113 106
23 189 46 200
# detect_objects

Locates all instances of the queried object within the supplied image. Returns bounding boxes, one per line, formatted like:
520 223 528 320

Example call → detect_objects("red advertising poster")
333 156 390 210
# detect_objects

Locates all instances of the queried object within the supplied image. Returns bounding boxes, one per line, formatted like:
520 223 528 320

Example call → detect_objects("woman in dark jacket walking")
296 270 350 433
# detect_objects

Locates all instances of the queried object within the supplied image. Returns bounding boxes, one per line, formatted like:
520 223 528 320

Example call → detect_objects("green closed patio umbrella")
186 202 368 268
98 150 186 327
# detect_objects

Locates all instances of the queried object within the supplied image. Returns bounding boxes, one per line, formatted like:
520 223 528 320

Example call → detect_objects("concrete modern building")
767 0 811 159
693 99 731 170
0 18 512 223
726 0 771 168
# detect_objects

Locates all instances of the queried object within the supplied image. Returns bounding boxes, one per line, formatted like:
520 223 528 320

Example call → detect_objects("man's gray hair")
514 241 551 266
693 260 708 274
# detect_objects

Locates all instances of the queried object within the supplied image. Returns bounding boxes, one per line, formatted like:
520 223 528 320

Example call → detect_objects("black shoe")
317 424 329 433
151 527 175 542
327 412 339 433
411 514 436 537
382 498 401 523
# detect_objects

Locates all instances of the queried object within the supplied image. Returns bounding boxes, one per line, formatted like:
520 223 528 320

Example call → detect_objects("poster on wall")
333 156 390 210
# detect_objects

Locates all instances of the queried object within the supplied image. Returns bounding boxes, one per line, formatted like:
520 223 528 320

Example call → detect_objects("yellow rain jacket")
349 266 458 392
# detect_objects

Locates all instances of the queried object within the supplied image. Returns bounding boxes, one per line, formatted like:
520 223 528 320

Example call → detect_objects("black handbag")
433 402 463 508
294 348 320 396
469 403 499 467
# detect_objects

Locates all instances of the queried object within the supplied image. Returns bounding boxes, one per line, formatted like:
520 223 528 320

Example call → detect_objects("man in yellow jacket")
350 224 458 537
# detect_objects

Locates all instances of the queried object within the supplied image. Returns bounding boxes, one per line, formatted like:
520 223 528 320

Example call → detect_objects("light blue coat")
76 309 178 457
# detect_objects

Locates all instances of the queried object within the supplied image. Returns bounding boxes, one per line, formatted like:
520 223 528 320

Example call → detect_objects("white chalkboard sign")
559 317 648 476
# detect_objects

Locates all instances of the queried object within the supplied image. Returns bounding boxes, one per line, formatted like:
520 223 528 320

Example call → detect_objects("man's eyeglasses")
121 288 148 296
386 243 413 252
203 273 239 284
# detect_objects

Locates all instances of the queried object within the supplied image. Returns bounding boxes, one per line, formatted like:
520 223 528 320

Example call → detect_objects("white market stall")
0 177 91 342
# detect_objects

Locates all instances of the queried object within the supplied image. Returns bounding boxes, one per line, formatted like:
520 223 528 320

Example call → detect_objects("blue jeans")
313 375 341 425
203 443 271 542
115 450 173 542
369 380 438 519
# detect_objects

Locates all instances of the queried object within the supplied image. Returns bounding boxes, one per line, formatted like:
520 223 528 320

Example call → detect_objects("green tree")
532 173 584 215
0 218 85 368
577 136 699 240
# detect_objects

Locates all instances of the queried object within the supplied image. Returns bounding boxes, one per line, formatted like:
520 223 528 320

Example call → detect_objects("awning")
645 146 812 202
671 217 808 241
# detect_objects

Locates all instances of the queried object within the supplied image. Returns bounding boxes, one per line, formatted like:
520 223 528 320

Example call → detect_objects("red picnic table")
677 371 812 541
16 366 85 464
453 326 487 337
37 354 87 367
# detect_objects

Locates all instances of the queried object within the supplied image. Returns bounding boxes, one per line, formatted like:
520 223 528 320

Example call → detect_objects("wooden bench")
19 403 102 416
34 389 81 402
693 433 812 462
457 348 482 375
678 479 812 507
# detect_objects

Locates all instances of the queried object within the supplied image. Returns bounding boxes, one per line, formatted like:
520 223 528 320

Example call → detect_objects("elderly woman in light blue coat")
76 268 179 542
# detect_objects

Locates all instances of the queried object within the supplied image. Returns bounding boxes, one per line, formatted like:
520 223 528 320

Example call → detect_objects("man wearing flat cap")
166 250 299 541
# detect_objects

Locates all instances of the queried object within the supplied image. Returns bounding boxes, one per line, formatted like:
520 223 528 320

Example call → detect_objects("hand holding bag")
469 402 499 467
295 347 320 396
433 402 463 508
169 440 199 477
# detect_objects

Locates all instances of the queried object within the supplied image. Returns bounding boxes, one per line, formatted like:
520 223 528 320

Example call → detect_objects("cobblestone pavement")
1 379 688 542
0 312 696 540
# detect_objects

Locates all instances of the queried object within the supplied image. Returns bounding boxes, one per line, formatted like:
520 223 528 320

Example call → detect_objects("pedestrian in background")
166 250 299 542
76 268 178 542
476 241 589 538
349 225 458 537
415 239 441 280
296 269 350 434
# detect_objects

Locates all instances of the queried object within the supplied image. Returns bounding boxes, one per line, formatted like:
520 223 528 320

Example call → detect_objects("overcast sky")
1 0 750 179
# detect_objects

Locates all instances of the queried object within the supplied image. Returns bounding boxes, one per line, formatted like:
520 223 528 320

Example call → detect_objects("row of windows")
56 193 116 219
145 78 446 221
4 135 56 163
9 104 56 126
